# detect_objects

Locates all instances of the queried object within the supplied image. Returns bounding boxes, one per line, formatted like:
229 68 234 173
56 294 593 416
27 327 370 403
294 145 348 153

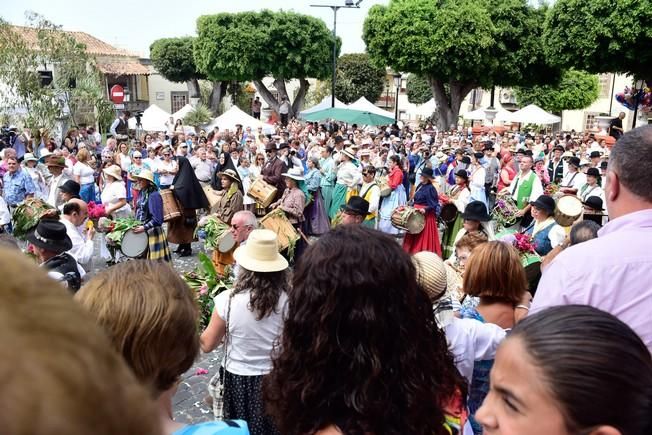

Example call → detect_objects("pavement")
88 237 221 425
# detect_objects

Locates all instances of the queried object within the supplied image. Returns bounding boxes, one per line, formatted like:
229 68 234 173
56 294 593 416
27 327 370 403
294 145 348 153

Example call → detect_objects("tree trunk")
291 78 310 118
254 79 280 115
186 79 201 100
207 81 228 115
253 78 310 119
427 77 476 131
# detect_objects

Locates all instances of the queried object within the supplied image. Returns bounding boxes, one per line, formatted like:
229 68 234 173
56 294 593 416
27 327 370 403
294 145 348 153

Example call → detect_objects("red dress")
403 182 442 256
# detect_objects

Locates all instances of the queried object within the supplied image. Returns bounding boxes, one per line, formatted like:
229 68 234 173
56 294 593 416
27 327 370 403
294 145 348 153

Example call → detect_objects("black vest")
116 118 128 135
548 159 564 184
43 252 82 292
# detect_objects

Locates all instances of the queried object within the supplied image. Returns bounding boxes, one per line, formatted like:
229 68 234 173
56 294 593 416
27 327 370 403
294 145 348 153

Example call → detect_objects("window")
584 112 599 131
171 92 188 113
598 74 612 98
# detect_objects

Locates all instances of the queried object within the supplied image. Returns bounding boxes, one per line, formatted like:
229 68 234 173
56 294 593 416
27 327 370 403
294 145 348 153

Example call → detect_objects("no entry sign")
110 84 125 104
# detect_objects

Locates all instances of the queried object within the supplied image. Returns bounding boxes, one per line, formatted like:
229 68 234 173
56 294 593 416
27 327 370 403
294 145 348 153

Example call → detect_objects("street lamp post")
632 79 645 129
393 73 401 122
311 1 363 108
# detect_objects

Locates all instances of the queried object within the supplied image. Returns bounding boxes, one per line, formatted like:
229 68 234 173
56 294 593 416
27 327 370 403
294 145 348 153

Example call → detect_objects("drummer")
270 167 307 259
522 195 565 257
213 169 244 225
441 169 471 259
403 167 441 255
131 169 171 262
578 167 604 203
558 156 585 196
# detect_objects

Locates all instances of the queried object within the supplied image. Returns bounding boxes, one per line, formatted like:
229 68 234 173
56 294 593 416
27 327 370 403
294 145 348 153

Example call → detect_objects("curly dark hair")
234 268 290 321
263 226 465 435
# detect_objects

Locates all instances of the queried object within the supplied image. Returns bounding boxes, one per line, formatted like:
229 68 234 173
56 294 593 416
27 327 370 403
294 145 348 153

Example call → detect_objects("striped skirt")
146 226 171 262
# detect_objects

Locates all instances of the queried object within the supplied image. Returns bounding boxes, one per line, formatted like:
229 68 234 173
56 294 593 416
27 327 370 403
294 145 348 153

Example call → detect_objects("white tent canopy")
128 104 171 132
300 95 347 117
415 98 437 117
509 104 561 124
172 104 194 121
348 96 394 118
204 106 274 133
462 106 513 122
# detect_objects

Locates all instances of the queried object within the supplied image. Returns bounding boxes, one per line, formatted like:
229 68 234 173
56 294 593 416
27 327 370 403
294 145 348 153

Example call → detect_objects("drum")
202 185 221 210
260 209 300 252
439 203 458 224
391 206 426 234
120 230 148 258
217 231 236 254
376 176 392 197
161 189 182 222
554 195 583 227
248 178 278 208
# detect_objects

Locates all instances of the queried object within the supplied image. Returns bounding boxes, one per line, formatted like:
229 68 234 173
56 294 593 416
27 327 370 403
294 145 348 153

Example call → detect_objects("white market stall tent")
172 104 194 121
462 107 514 123
299 95 347 117
415 98 437 118
127 104 171 132
509 104 561 124
348 96 395 118
204 106 274 134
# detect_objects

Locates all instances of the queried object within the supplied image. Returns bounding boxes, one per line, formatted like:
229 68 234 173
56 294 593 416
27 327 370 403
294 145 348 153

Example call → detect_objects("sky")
2 0 389 58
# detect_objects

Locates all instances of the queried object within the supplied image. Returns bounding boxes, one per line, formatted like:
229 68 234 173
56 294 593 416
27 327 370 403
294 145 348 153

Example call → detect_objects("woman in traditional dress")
460 241 529 434
496 151 516 193
403 167 442 255
468 152 488 211
578 167 605 203
213 169 244 225
22 153 48 201
441 169 471 259
201 229 289 435
448 200 496 263
211 152 237 192
100 165 132 264
523 194 566 257
127 151 150 207
378 155 407 235
303 157 329 236
168 156 209 257
131 169 171 262
328 148 360 219
237 155 255 213
319 146 336 218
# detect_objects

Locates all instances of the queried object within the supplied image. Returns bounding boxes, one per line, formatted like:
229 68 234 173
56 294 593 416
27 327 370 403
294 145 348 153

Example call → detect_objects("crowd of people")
1 113 651 435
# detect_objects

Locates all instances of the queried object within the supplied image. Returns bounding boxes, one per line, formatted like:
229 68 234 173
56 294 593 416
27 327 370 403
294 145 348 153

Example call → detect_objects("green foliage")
514 70 600 113
0 13 110 130
334 53 385 104
183 104 213 127
406 74 431 105
544 0 652 79
194 10 336 82
305 80 332 107
150 37 204 83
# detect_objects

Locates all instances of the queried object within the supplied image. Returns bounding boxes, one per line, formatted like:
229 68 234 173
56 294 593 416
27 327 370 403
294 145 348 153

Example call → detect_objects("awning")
96 61 149 76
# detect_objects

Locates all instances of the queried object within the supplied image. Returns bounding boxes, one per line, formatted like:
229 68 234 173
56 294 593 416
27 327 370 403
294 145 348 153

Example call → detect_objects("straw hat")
132 168 155 184
412 251 448 302
282 167 305 181
103 165 122 181
233 229 289 272
23 153 38 163
218 168 241 184
341 147 357 160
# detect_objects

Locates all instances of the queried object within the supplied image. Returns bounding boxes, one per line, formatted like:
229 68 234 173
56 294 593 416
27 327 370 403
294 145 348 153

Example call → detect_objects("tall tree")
544 0 652 82
364 0 561 130
150 37 226 114
193 10 336 118
0 13 114 132
514 70 600 114
334 53 385 104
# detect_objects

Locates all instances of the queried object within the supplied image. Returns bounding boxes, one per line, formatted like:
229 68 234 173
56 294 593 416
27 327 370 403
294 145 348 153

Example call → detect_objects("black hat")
583 196 604 211
523 149 534 157
461 201 490 222
473 152 484 159
340 196 370 216
420 167 435 179
553 145 565 153
589 151 602 159
455 169 469 181
26 219 73 254
568 156 581 168
454 148 464 155
58 180 81 197
529 195 555 215
483 141 495 151
600 161 608 169
461 156 471 165
264 143 277 152
515 148 526 155
334 135 344 144
586 167 600 178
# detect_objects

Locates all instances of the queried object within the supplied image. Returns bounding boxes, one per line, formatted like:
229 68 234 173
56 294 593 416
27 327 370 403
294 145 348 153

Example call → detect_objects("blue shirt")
3 168 35 206
173 420 249 435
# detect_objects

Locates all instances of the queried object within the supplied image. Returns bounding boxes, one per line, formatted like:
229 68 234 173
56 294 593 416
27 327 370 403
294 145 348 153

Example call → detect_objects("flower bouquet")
544 183 559 197
513 233 537 255
87 201 106 226
491 196 519 231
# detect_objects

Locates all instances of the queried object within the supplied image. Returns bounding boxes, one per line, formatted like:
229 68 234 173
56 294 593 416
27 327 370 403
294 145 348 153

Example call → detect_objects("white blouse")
101 181 131 218
72 162 95 184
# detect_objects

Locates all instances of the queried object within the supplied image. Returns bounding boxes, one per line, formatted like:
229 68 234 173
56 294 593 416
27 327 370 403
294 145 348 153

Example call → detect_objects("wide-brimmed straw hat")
282 167 305 181
218 168 241 183
233 229 288 273
23 153 38 163
341 147 357 160
132 168 155 184
413 251 448 302
103 165 122 181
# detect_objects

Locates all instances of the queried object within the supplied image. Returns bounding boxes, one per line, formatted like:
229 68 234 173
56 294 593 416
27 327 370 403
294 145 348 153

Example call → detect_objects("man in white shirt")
511 155 544 228
60 199 94 272
190 147 214 184
45 157 71 208
278 97 290 126
559 156 586 195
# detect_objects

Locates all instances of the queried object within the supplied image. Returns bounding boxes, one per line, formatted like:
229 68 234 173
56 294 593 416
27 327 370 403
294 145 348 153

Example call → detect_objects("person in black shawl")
210 151 237 191
168 156 209 257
